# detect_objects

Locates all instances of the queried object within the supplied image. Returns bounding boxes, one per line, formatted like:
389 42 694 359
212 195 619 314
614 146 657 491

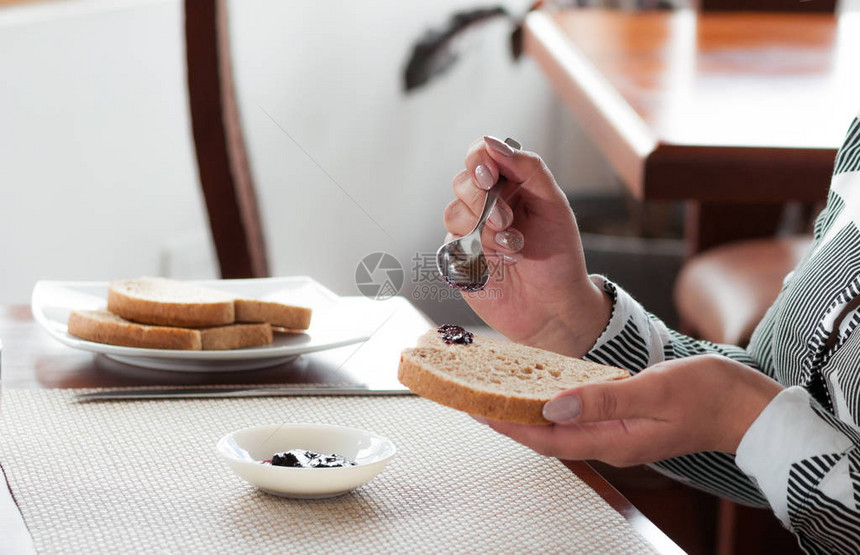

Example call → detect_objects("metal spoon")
437 138 520 291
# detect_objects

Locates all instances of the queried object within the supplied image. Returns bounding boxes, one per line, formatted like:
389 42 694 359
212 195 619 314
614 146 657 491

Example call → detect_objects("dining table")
0 297 683 554
524 7 860 251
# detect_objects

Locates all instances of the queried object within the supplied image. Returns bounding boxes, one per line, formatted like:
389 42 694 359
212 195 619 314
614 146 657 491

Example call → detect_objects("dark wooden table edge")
643 144 834 203
564 460 686 554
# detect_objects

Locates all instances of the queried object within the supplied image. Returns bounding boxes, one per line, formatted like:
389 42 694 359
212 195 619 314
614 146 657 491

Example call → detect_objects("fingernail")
474 164 494 190
495 229 524 252
504 137 522 150
488 205 505 228
500 253 522 265
484 135 515 157
543 396 581 423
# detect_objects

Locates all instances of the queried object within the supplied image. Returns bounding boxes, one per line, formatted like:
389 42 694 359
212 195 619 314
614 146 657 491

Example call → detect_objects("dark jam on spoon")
437 324 473 345
265 449 356 468
442 275 486 292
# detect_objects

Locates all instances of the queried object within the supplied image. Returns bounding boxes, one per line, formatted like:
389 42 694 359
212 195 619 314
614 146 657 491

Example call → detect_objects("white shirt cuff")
735 386 853 526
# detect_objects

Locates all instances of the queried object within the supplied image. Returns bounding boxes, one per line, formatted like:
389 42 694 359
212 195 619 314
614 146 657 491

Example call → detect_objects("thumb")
483 136 564 203
542 377 654 425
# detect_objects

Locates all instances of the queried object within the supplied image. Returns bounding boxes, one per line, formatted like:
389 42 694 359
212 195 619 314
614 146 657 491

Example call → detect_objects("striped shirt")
584 114 860 554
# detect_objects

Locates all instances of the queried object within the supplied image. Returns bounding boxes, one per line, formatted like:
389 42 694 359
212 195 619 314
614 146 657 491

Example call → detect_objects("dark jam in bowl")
437 324 474 345
266 449 356 469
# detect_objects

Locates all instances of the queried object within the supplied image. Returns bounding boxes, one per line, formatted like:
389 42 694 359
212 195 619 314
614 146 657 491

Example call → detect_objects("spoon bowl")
437 137 521 291
436 183 503 291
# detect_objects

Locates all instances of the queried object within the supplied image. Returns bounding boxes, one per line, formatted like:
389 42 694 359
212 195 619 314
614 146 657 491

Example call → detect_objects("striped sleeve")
583 277 860 549
584 276 758 372
833 117 860 176
583 275 769 505
736 387 860 554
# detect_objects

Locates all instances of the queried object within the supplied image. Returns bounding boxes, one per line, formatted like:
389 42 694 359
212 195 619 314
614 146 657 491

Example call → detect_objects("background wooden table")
0 304 681 554
525 8 860 251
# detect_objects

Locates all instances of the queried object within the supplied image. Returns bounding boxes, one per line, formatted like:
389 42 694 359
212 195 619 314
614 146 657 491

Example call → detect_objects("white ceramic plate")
217 424 396 498
31 277 371 372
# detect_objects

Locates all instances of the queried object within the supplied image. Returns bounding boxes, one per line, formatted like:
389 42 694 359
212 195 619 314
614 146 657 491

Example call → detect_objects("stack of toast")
67 277 312 351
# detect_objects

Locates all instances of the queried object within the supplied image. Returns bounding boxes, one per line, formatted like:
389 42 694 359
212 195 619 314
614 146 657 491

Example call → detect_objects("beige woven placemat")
0 389 656 554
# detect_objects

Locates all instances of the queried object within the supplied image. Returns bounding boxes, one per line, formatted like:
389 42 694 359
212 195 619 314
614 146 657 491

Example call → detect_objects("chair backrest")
184 0 269 279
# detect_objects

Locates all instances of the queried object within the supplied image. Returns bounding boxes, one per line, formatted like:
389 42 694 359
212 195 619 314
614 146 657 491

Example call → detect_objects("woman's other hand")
481 354 784 465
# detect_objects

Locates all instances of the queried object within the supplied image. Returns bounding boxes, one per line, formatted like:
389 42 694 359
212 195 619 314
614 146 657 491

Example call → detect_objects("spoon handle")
472 180 506 234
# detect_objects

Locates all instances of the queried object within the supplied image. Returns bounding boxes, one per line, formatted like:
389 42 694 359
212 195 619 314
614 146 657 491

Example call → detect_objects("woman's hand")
443 136 611 357
481 355 784 465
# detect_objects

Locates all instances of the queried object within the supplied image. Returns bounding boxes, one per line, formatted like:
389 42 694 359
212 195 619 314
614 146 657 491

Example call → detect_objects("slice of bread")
108 277 235 327
199 322 273 350
399 327 629 425
107 277 312 330
68 309 274 351
68 309 203 350
234 299 312 330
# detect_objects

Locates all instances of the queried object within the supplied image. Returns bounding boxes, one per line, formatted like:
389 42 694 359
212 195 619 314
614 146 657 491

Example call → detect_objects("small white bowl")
216 424 396 499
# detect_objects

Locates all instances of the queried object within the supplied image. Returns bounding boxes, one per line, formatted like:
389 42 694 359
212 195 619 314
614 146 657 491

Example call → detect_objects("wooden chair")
675 236 813 345
184 0 269 279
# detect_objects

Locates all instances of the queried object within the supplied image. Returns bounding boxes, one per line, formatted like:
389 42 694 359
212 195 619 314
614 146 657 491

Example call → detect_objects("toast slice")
68 309 273 351
107 277 312 330
234 299 312 330
399 327 629 425
68 309 203 350
199 322 273 350
108 277 235 327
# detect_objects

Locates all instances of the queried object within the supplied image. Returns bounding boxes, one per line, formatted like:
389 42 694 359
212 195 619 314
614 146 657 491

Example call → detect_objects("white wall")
0 0 214 305
227 0 618 321
0 0 619 319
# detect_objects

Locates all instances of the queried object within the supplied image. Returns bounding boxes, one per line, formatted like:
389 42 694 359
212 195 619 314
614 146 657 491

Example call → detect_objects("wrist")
533 279 612 358
574 279 613 353
722 363 784 453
